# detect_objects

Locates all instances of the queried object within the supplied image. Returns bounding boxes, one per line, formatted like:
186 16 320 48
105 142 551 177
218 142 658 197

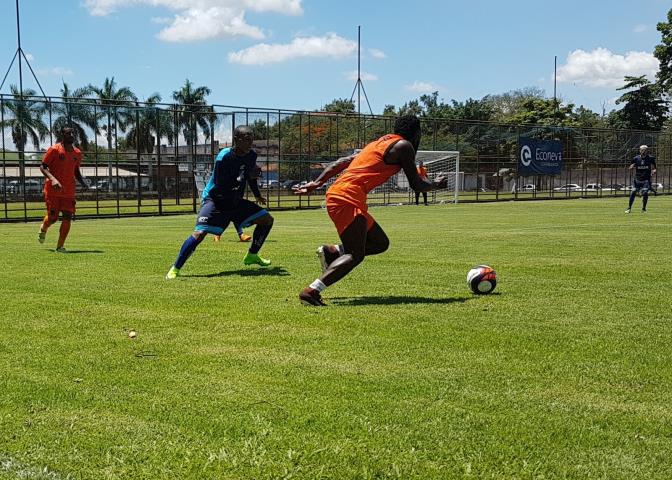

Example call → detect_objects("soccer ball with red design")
467 265 497 294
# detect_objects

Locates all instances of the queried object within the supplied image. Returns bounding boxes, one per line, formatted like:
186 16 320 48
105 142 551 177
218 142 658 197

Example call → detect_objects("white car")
553 183 582 192
520 184 536 191
584 183 602 191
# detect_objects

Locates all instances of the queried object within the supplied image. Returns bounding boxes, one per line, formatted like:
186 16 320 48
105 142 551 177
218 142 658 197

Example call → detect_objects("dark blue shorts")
195 198 268 235
633 179 651 193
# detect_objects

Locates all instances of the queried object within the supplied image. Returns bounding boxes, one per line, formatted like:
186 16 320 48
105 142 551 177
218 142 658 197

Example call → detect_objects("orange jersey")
327 134 403 206
43 143 82 198
417 166 428 179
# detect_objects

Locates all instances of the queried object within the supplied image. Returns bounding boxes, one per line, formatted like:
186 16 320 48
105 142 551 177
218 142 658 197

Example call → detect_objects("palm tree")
51 81 97 149
0 85 49 188
172 79 213 148
125 93 175 154
88 77 137 189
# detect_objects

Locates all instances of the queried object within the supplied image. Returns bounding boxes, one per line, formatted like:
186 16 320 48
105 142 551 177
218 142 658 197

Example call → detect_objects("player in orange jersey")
293 115 446 306
38 127 88 252
415 160 429 205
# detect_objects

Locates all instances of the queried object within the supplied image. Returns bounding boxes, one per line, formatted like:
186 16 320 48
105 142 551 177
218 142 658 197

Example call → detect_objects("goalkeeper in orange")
293 115 446 306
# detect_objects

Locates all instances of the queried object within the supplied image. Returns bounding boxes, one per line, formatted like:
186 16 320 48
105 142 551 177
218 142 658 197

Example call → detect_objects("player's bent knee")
62 212 73 221
192 230 208 241
257 214 273 226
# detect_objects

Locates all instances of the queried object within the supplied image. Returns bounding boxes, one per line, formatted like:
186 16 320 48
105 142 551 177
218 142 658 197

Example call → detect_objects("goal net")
351 149 461 205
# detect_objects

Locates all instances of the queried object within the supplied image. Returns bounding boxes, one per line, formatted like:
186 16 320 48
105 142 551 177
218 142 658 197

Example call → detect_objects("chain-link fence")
1 95 670 221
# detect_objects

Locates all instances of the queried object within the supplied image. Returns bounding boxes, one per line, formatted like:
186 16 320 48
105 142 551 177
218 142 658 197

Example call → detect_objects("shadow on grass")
52 249 105 254
187 266 290 278
330 295 473 306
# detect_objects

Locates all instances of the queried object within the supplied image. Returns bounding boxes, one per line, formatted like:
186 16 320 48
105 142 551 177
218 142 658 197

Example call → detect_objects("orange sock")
57 220 71 248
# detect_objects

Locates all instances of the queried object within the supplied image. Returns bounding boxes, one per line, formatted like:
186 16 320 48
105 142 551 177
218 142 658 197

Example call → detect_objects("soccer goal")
352 149 461 205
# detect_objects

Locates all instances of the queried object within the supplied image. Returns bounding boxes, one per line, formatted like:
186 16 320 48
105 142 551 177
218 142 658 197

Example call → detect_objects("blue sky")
0 0 669 114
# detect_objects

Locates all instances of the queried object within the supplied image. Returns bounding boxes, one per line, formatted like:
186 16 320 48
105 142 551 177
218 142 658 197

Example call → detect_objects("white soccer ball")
467 265 497 294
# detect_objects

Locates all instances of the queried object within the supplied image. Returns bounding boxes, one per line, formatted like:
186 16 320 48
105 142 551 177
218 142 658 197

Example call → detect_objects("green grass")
1 197 671 479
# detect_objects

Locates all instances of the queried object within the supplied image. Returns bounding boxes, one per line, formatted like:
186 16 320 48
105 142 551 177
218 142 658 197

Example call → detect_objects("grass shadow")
187 266 290 278
52 249 105 254
330 295 473 306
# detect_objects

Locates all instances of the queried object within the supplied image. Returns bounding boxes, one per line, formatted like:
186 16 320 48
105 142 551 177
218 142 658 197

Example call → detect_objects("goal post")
351 149 461 205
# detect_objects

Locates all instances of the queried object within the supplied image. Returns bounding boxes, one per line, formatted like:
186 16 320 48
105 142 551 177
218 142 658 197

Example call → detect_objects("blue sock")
235 224 243 236
642 194 649 209
249 223 272 254
628 190 636 209
174 235 203 269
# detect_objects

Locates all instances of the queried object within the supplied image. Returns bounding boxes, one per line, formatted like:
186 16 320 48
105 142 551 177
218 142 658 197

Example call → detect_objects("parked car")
652 182 664 191
602 184 624 192
553 183 582 192
584 183 602 191
7 179 42 194
520 184 536 191
281 179 300 189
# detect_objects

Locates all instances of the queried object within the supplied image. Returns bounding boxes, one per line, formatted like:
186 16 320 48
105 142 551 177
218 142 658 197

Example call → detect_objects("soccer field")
1 197 671 479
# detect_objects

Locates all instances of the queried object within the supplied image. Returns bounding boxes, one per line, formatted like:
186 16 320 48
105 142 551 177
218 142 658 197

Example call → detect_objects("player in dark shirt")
625 145 657 214
165 126 274 279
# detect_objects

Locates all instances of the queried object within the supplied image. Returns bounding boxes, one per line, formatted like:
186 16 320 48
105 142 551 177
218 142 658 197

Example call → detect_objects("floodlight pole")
349 25 373 116
0 0 47 97
553 55 558 113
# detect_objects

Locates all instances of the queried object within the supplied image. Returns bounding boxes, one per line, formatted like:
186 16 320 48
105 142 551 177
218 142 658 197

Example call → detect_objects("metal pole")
16 0 23 96
553 55 557 113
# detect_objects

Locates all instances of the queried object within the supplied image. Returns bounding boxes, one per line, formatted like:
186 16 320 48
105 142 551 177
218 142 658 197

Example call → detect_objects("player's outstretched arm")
75 167 88 189
248 164 266 204
390 141 445 192
293 154 355 195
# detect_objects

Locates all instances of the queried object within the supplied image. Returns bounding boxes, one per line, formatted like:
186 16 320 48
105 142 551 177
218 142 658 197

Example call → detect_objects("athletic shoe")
55 247 67 253
239 233 252 242
165 266 180 279
213 235 221 242
624 209 631 214
316 245 341 273
642 209 647 213
299 287 326 306
243 252 271 267
38 231 46 244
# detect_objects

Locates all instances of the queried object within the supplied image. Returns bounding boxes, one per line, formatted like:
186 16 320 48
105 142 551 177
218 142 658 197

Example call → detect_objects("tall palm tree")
172 79 213 148
88 77 137 189
52 81 97 149
125 93 175 154
0 85 49 187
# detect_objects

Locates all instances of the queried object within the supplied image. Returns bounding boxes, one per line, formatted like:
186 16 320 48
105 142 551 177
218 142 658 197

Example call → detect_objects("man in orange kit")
38 127 88 252
293 115 446 306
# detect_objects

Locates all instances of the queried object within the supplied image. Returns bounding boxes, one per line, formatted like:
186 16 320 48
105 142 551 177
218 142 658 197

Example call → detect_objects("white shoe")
624 209 631 214
316 246 328 273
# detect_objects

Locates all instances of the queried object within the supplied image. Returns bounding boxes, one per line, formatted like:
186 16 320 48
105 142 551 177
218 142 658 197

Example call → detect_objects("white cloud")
405 81 443 93
369 48 386 59
36 67 74 76
228 34 356 66
633 24 648 33
556 47 659 88
24 53 34 61
344 71 378 81
83 0 303 42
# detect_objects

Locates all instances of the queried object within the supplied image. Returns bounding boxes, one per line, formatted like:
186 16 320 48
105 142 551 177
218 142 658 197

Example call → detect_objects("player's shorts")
195 198 267 235
325 195 374 235
45 195 76 218
633 179 651 193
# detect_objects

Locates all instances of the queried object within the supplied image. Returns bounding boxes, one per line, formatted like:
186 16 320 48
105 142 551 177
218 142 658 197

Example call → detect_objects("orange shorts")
45 196 76 217
326 196 374 235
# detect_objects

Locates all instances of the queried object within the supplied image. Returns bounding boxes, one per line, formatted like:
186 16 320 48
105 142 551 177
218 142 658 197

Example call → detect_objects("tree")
613 75 667 130
88 77 137 188
125 94 175 154
654 8 672 97
0 85 49 159
52 81 97 148
0 85 49 190
172 79 213 148
322 98 355 114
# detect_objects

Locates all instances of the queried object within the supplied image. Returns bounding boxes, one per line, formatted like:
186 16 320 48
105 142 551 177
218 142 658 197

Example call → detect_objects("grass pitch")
1 197 671 479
